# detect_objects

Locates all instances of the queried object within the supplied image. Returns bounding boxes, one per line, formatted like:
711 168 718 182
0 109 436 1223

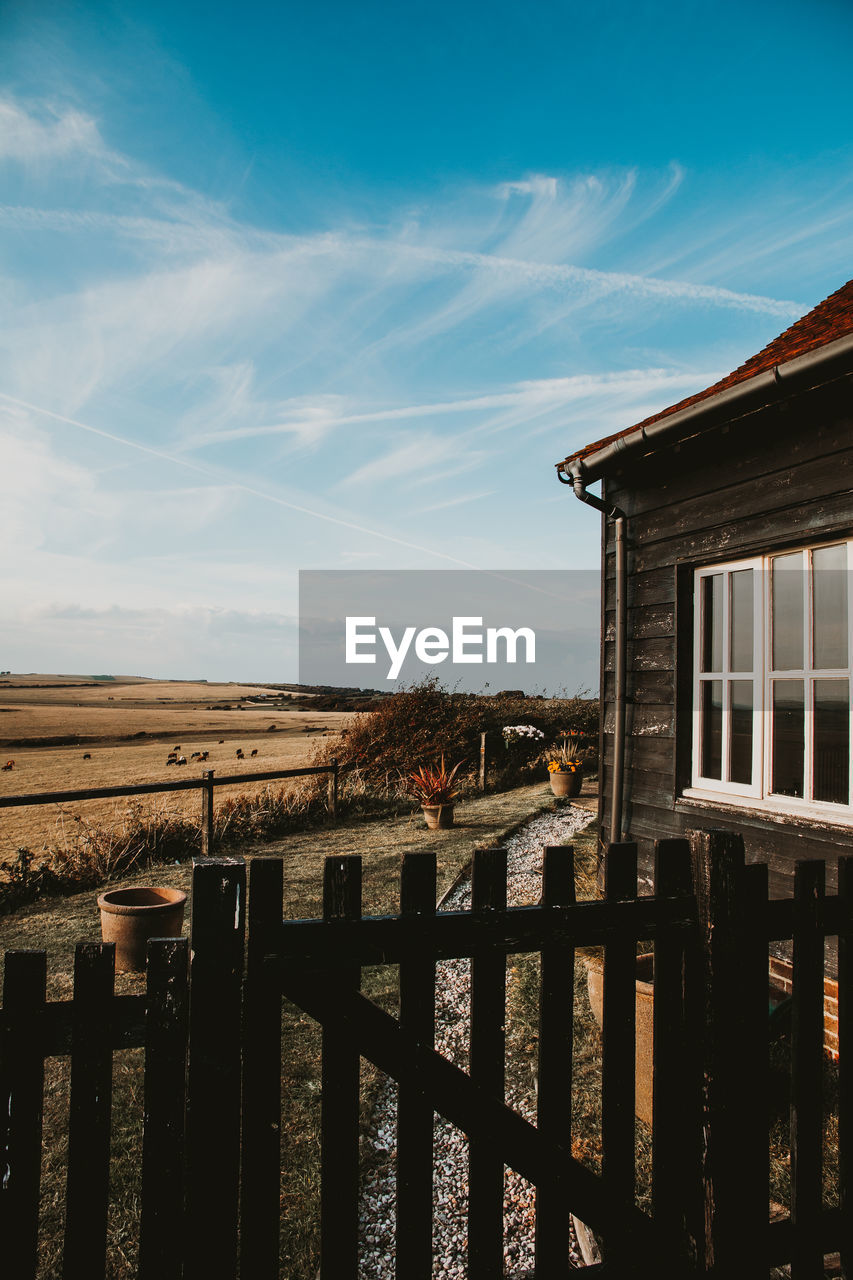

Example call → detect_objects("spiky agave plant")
406 755 465 805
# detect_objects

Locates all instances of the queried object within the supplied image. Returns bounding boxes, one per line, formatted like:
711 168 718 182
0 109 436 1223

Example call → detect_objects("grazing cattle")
82 753 92 760
176 756 187 765
219 739 225 744
236 749 244 759
2 760 14 771
250 749 258 757
166 758 176 766
200 751 209 761
173 745 181 751
190 752 200 759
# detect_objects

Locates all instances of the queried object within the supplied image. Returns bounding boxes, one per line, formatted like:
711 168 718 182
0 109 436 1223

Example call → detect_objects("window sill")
678 789 853 832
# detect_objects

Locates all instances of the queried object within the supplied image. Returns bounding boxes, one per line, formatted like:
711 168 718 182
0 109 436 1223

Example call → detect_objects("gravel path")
358 804 595 1278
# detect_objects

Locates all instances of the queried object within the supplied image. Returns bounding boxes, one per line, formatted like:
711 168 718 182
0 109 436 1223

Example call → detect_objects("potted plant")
407 756 465 829
501 724 545 753
547 733 584 798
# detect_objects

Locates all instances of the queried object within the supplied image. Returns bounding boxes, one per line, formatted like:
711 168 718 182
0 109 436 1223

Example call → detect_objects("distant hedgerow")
313 675 599 792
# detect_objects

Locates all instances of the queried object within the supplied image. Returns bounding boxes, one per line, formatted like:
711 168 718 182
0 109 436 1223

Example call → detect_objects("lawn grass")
1 778 585 1279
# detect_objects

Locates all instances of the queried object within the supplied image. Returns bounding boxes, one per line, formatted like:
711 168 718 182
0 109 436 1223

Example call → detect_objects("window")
689 540 852 821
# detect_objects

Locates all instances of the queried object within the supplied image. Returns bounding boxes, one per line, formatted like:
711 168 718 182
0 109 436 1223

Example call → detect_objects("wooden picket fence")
0 759 342 860
0 832 850 1278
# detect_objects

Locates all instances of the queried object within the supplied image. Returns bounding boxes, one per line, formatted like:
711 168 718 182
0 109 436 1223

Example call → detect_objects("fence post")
535 846 576 1274
600 840 637 1266
200 769 214 856
139 938 190 1280
468 847 508 1280
0 950 47 1280
184 856 246 1280
839 856 853 1277
790 859 826 1276
319 856 362 1277
63 943 116 1280
396 852 438 1278
479 732 487 792
240 857 284 1279
689 828 758 1277
327 758 338 822
651 838 695 1253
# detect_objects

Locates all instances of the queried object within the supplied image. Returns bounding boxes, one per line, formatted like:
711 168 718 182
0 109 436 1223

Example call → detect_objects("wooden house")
556 280 853 1050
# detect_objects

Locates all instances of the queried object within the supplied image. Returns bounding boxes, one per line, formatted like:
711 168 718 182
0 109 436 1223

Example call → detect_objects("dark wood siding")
596 374 853 970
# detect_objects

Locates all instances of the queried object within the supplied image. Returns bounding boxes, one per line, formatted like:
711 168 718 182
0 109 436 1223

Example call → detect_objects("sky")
1 0 853 682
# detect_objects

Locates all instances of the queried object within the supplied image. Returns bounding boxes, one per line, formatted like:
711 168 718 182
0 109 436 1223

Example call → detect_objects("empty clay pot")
97 886 187 972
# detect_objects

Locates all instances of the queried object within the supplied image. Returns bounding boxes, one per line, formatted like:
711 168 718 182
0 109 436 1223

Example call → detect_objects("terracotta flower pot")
422 803 454 829
586 952 655 1126
549 767 582 798
98 886 187 972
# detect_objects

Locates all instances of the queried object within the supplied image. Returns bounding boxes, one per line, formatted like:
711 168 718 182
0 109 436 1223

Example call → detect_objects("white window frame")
690 557 764 800
684 538 853 823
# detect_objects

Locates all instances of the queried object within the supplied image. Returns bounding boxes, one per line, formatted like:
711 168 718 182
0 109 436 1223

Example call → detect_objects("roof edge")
556 327 853 484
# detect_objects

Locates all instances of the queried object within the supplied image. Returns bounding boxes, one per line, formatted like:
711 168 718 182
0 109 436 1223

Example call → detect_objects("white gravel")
358 803 595 1278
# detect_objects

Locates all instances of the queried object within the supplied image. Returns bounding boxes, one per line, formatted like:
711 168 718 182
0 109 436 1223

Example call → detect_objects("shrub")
313 676 599 792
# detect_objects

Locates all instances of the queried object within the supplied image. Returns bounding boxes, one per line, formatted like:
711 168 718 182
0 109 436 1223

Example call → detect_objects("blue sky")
2 0 853 681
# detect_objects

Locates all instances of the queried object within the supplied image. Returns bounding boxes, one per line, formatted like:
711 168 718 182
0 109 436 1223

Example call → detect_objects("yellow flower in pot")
407 755 465 829
547 734 583 798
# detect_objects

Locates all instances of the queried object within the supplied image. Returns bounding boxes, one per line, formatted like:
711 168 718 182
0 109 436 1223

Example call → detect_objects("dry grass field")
0 676 348 864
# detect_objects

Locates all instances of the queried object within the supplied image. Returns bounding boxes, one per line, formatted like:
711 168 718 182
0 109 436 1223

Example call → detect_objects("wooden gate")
236 841 694 1280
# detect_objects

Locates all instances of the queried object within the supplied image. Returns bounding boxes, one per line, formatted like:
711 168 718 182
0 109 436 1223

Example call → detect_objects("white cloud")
0 98 108 163
184 368 722 450
419 490 496 514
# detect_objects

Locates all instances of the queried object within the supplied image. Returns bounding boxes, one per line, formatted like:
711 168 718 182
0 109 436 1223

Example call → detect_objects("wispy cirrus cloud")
181 368 724 452
419 490 496 514
2 91 848 676
0 98 108 163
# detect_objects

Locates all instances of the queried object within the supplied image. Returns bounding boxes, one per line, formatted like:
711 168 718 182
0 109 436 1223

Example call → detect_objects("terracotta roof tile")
569 278 853 463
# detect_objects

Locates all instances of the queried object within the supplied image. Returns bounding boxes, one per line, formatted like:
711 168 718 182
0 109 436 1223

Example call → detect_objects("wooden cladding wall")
596 376 853 923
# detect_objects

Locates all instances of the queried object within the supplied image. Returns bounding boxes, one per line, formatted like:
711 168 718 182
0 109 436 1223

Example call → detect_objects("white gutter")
556 328 853 486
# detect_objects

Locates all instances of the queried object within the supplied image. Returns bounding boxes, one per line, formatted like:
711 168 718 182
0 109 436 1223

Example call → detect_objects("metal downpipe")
611 515 626 843
558 464 627 844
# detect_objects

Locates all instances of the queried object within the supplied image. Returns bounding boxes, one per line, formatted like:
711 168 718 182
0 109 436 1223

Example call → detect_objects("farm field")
0 676 348 863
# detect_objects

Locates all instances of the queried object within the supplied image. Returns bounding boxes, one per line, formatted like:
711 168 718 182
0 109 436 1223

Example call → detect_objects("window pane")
772 552 804 670
814 679 849 804
701 575 723 672
701 680 723 779
772 680 804 797
730 570 754 672
729 680 753 784
813 544 849 670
